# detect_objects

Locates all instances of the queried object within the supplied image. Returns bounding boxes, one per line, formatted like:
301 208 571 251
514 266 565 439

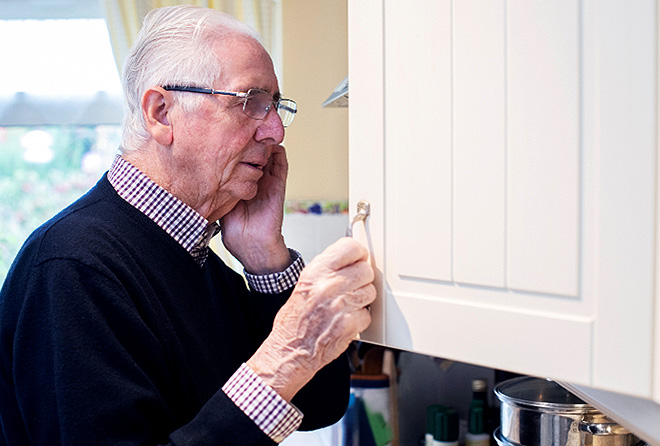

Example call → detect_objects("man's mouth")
244 162 264 170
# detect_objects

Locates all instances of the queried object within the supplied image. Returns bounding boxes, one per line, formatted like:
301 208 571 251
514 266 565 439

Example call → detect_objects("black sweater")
0 176 349 445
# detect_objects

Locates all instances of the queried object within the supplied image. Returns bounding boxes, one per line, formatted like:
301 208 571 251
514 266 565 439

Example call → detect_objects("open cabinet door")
349 1 660 443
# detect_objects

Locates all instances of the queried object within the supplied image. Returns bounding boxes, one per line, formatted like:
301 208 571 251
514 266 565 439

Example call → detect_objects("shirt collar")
107 154 220 266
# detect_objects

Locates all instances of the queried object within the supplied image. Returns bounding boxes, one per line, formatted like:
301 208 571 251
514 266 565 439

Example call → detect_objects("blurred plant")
0 125 120 282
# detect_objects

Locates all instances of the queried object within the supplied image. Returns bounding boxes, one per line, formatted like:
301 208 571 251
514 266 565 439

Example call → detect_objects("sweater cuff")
222 363 303 443
244 249 305 294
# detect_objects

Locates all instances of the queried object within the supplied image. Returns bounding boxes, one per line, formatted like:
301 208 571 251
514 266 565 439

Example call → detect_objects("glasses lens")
243 89 272 120
242 89 297 127
277 99 297 127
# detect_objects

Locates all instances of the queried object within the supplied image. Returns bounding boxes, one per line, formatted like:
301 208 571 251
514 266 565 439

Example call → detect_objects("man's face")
167 35 285 221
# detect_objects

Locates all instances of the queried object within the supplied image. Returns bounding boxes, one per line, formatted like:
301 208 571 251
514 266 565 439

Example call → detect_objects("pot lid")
495 377 594 411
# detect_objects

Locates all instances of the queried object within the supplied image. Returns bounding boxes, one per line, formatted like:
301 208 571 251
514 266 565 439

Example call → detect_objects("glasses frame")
162 85 297 127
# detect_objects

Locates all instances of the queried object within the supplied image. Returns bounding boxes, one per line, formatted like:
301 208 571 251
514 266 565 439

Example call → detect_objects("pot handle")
579 420 631 436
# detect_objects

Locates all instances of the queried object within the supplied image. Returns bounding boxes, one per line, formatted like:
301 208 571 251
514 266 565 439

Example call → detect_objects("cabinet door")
348 0 658 402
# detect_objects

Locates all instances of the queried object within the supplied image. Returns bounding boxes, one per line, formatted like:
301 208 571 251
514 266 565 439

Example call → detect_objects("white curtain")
101 0 281 76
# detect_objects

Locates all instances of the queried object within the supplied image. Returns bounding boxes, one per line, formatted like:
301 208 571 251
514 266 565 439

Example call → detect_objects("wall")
281 0 348 201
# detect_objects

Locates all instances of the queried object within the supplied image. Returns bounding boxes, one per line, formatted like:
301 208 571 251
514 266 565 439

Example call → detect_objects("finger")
330 259 375 291
348 283 377 308
297 260 374 302
266 144 288 177
313 237 369 271
328 305 373 345
270 144 286 157
350 304 374 337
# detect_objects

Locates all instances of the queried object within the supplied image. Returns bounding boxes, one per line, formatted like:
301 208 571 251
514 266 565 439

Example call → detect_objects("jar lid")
469 401 486 434
426 404 446 434
434 407 459 441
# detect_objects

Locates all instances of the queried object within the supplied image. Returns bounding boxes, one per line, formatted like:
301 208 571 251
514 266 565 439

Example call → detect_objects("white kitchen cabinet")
348 0 659 410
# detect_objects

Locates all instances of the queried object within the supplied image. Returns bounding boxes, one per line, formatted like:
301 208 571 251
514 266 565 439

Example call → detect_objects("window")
0 18 121 280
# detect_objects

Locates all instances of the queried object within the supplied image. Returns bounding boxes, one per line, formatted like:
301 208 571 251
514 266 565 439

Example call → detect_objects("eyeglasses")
162 85 297 127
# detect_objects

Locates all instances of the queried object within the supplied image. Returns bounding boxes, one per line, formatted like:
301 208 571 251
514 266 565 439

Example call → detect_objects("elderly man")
0 5 375 445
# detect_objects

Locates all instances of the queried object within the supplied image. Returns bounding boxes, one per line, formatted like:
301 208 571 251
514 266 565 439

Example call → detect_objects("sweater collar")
107 154 220 266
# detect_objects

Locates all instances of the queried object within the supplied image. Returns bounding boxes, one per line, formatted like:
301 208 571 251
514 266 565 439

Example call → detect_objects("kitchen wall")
281 0 348 201
213 0 350 270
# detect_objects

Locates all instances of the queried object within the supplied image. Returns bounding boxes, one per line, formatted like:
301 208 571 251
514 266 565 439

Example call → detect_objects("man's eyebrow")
248 86 281 100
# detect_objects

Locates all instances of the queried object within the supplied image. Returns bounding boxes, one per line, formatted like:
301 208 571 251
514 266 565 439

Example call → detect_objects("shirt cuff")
244 249 305 294
222 363 303 443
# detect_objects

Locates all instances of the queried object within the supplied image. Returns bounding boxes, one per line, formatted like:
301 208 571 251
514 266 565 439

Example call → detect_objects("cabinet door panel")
379 0 590 375
385 0 452 282
453 0 506 288
506 0 580 297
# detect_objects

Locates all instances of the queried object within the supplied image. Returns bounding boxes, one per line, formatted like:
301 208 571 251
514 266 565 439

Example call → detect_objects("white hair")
120 5 262 153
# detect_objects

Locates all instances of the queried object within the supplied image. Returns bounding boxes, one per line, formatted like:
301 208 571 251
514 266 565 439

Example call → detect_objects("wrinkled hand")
247 237 377 401
220 144 290 274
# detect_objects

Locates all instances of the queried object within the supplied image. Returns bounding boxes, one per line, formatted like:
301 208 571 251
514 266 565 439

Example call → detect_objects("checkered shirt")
107 154 304 442
223 364 303 443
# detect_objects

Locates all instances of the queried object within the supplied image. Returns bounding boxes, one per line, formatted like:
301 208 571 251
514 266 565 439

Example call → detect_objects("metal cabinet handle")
346 200 370 237
346 200 372 341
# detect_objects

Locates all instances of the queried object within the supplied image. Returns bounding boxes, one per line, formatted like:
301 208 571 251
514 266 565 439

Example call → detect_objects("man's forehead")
212 36 279 94
212 33 268 60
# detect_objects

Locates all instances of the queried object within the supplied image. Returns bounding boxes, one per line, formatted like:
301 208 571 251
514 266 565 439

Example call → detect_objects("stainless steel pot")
494 377 639 446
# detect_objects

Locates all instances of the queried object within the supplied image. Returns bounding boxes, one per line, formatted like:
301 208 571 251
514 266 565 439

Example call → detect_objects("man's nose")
255 108 285 144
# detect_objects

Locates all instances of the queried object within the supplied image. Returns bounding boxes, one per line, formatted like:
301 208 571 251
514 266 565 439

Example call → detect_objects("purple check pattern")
223 363 303 442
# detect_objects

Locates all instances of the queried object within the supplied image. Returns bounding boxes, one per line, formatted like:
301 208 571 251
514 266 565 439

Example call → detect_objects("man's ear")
142 87 174 146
